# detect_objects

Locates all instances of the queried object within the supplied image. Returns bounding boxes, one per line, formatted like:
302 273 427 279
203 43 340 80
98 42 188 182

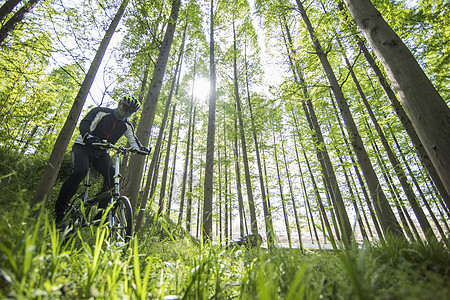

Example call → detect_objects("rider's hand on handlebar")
136 146 150 155
85 135 100 146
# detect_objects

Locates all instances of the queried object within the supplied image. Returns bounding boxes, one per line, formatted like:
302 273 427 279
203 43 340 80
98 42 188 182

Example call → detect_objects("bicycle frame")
64 142 140 243
81 144 126 204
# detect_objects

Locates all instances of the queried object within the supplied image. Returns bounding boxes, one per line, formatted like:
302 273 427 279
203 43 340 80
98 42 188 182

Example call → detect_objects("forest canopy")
0 0 449 247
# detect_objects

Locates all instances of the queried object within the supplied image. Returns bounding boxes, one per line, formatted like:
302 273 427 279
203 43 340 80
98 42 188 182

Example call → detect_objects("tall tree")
202 0 217 242
294 0 404 237
232 17 259 237
158 104 177 217
342 0 450 196
124 0 181 212
0 0 22 23
280 15 353 244
0 0 41 45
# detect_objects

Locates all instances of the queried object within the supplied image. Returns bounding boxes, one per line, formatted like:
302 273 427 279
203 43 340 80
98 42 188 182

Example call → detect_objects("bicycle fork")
108 154 123 233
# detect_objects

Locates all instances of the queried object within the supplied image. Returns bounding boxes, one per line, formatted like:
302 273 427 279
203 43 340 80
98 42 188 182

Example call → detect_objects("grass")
0 209 449 299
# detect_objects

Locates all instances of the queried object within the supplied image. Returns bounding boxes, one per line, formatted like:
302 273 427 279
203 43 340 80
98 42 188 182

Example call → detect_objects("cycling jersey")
74 107 142 149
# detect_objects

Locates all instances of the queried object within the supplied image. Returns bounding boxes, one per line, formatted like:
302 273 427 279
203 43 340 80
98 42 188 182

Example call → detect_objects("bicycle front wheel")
109 196 133 243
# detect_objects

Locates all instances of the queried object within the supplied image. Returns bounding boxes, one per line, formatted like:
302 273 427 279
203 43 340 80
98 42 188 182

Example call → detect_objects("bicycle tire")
109 196 133 243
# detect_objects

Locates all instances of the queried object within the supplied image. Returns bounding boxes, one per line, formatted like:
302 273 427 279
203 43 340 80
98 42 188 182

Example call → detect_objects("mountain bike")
61 142 146 244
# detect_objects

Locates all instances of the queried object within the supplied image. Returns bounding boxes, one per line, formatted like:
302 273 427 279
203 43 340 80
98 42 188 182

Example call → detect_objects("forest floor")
1 207 449 299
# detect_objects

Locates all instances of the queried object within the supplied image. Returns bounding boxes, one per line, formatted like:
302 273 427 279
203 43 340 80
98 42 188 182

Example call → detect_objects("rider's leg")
54 145 90 224
92 152 115 210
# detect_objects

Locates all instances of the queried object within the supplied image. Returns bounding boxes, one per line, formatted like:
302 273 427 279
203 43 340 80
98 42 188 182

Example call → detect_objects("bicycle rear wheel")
109 196 133 243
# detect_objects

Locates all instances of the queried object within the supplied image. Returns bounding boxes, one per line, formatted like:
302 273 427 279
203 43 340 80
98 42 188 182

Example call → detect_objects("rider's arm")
123 122 143 150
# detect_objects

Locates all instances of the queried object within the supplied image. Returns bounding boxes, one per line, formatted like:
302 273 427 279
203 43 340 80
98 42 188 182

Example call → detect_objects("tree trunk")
343 0 450 198
178 101 194 226
158 104 176 216
330 96 383 239
296 0 403 237
293 133 322 248
0 0 40 45
273 132 292 249
354 35 450 210
244 56 274 246
166 113 181 219
124 0 181 212
186 108 196 232
338 37 435 241
232 19 259 237
202 0 217 242
281 136 303 251
281 17 353 244
31 0 129 212
0 0 22 24
234 116 246 238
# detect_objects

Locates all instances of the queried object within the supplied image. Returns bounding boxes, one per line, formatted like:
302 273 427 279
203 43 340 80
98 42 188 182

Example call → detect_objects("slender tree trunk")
218 144 222 244
0 0 40 45
233 116 246 238
135 42 184 232
281 136 303 251
273 132 292 249
293 133 321 248
281 17 353 244
329 127 368 241
0 0 22 24
338 38 436 241
390 126 448 240
343 0 450 197
296 0 403 237
125 0 181 212
244 43 274 247
330 95 383 239
178 102 194 226
31 0 129 211
186 108 196 232
353 36 450 209
302 143 335 244
232 19 258 237
166 114 181 220
158 104 176 216
202 0 217 242
223 112 230 244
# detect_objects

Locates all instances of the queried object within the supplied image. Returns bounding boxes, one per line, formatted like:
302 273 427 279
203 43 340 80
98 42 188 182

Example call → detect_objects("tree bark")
281 136 303 251
158 104 176 217
124 0 181 212
338 36 436 241
0 0 40 45
281 16 353 244
186 108 196 232
202 0 217 242
0 0 22 24
232 19 259 237
296 0 404 237
244 47 274 247
234 116 246 238
273 132 292 249
343 0 450 198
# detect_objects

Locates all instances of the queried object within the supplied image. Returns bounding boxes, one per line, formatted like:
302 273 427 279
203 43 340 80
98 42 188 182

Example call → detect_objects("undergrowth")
0 209 449 299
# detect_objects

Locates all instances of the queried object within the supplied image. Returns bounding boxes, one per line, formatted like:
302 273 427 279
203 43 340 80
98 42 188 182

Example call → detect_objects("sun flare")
191 77 210 102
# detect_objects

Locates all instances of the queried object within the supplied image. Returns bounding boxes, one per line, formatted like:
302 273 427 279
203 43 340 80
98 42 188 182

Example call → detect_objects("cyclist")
55 95 149 226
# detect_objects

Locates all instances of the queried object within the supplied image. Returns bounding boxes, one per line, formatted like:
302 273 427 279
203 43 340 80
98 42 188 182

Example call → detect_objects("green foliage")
1 205 448 299
0 148 48 215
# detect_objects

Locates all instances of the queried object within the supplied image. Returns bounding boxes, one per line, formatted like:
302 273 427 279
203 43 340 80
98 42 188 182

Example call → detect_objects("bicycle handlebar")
92 141 136 154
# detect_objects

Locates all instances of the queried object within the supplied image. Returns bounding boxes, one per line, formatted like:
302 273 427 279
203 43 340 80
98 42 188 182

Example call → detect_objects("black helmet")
119 95 141 113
